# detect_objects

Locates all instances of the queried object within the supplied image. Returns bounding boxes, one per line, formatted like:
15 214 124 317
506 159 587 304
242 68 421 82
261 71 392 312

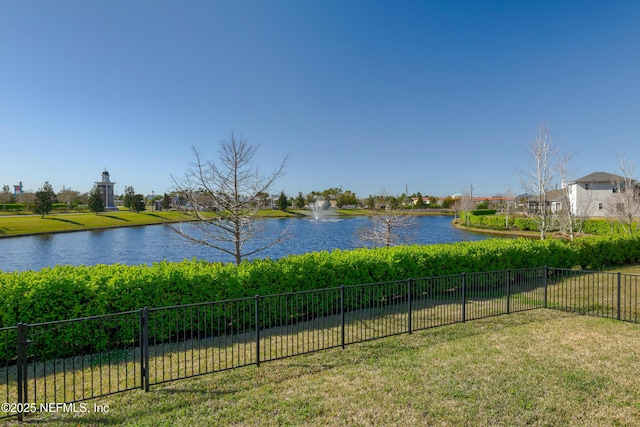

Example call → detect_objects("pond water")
0 215 492 272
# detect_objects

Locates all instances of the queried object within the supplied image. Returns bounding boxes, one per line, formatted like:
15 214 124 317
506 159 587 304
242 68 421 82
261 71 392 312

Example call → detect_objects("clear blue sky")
1 1 639 199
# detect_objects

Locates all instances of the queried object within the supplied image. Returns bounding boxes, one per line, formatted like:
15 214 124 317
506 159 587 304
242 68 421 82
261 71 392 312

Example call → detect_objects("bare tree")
502 188 515 229
557 156 587 240
171 132 289 265
605 156 640 235
458 187 476 228
58 186 80 209
517 123 565 240
0 185 14 204
358 190 416 248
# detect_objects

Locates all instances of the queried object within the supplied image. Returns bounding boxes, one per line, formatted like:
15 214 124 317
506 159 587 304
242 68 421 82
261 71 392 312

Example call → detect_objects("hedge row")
2 235 640 359
4 235 640 328
463 213 638 235
461 213 538 231
0 203 25 211
470 209 496 216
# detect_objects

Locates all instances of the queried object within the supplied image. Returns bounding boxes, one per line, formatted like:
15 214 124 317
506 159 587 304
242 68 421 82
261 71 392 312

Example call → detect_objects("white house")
567 171 638 217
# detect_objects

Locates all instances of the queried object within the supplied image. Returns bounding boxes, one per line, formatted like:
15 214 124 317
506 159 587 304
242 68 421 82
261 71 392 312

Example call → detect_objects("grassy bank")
0 211 193 237
452 218 541 238
0 209 455 238
0 209 315 238
11 309 640 426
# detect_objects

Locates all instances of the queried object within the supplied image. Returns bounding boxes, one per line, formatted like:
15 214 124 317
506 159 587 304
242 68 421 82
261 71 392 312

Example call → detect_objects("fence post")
407 279 413 334
255 295 261 367
543 266 548 309
617 272 622 321
140 307 150 392
16 323 28 422
461 273 466 323
506 269 511 315
340 286 345 349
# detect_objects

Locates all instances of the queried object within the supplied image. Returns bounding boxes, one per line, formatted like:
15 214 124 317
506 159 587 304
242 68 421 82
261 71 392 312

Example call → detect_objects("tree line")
0 183 172 216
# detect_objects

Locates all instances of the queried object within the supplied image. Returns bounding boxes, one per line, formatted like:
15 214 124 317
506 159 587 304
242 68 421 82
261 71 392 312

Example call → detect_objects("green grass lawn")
0 209 315 237
10 309 640 426
0 211 196 237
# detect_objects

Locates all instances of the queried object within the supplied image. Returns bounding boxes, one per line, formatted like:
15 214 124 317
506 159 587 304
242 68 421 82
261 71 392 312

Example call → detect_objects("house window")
613 183 627 193
598 203 603 210
585 183 590 190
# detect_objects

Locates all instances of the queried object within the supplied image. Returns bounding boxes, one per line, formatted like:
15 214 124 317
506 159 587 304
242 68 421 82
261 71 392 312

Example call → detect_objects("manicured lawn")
0 210 313 237
0 211 191 237
12 309 640 426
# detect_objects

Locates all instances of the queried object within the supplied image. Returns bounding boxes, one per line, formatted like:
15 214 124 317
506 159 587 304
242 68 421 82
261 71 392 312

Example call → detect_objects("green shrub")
5 235 638 326
581 219 636 235
3 235 640 359
462 214 638 236
0 203 25 211
471 209 496 216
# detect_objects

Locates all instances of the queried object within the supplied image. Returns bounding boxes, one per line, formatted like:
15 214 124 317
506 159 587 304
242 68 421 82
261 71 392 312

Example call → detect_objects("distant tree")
476 199 489 210
161 193 172 210
441 196 455 209
366 195 375 210
88 186 105 214
459 191 475 227
295 192 306 209
58 186 80 209
321 187 342 201
20 191 35 210
428 196 439 207
33 182 56 218
503 189 516 229
556 158 585 240
336 190 357 208
386 195 399 209
0 185 14 204
414 192 426 209
276 191 288 211
77 192 90 206
132 194 146 212
123 186 136 211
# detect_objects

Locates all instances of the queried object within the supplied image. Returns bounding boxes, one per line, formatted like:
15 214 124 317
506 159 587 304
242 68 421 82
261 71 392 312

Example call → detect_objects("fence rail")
2 266 638 421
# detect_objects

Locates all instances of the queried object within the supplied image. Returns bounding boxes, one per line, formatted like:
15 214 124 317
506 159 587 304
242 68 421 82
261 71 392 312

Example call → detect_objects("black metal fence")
2 266 638 421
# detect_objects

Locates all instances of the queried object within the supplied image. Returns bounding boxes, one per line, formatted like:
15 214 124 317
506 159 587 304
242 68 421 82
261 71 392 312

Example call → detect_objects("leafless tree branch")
170 132 289 265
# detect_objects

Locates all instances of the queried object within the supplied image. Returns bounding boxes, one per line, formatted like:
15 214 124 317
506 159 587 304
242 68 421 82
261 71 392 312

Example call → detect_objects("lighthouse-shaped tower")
96 170 118 210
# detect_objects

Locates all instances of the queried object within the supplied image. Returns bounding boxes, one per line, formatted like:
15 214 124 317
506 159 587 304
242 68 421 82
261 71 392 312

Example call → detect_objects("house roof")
528 189 565 202
572 171 627 183
545 189 565 201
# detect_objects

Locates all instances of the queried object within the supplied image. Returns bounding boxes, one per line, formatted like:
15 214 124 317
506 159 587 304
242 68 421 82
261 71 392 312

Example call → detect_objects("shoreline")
1 209 539 240
0 211 192 239
0 209 455 238
451 218 540 239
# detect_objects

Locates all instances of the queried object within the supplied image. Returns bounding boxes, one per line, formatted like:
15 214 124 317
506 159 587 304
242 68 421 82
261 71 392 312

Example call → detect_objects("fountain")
305 197 342 222
307 198 327 221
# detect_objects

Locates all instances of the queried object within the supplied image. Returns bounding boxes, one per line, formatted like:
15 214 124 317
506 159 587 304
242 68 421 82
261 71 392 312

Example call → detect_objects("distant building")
13 182 23 198
568 171 639 217
95 170 118 210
